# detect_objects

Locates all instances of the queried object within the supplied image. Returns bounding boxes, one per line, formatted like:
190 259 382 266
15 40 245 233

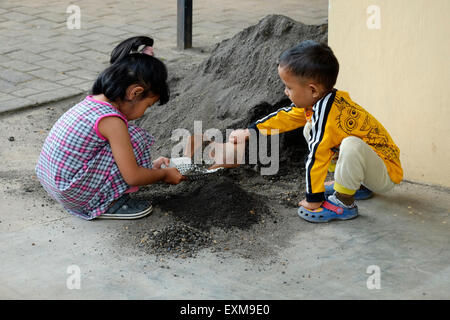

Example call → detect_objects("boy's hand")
228 129 250 144
162 167 186 184
152 157 170 169
207 141 245 170
299 199 323 210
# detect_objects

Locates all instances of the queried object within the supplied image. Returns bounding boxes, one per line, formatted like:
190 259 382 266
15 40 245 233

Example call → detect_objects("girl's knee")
127 125 155 165
128 125 155 147
128 124 145 136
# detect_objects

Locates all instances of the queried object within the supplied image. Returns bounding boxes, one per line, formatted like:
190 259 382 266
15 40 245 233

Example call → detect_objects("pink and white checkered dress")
35 96 154 220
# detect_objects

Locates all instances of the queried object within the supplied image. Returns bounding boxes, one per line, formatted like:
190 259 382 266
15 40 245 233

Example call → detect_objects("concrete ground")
0 97 449 299
0 0 449 300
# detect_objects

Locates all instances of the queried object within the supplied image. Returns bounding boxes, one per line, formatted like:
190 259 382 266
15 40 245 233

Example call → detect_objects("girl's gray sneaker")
98 194 153 220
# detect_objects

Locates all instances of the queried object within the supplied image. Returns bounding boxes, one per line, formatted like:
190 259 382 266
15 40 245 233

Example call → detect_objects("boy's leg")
299 136 392 223
334 136 395 199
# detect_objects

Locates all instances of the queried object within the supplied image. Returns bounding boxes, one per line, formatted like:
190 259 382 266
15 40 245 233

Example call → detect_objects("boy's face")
278 65 325 109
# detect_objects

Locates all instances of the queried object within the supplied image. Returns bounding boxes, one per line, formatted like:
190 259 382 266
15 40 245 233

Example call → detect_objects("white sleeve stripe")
305 92 333 193
255 105 294 124
307 93 331 151
308 99 324 150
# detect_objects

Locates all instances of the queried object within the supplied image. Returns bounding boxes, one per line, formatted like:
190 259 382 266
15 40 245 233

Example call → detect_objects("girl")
35 36 185 220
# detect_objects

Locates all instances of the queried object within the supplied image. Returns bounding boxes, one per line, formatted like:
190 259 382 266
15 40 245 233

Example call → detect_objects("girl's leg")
334 136 395 200
128 124 155 168
95 125 155 219
123 124 155 192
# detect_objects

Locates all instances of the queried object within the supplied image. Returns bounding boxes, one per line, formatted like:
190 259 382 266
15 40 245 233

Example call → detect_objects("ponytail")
92 36 169 105
110 36 154 64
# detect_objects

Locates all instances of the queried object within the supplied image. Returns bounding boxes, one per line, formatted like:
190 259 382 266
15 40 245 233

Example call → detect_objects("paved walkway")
0 0 328 113
0 95 449 299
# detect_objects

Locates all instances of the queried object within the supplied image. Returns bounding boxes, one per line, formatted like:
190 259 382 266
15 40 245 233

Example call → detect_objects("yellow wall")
328 0 450 187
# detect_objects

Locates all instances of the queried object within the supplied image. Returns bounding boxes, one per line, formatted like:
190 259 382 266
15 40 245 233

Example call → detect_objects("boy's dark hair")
92 36 169 105
278 40 339 91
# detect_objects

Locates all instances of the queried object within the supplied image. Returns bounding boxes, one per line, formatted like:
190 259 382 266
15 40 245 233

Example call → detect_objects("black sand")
121 15 328 259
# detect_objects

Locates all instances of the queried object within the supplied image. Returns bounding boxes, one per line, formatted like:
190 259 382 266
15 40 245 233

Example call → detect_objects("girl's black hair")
92 36 169 105
110 36 154 64
278 40 339 91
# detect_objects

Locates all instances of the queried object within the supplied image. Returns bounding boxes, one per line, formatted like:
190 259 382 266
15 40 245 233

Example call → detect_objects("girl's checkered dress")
35 96 154 220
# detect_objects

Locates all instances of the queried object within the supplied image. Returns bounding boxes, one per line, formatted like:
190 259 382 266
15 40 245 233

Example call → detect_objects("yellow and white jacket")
249 89 403 202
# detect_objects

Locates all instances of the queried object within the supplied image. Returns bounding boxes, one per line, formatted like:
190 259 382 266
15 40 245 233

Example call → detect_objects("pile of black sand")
138 224 212 258
126 15 328 258
128 176 272 258
138 14 327 166
154 176 269 231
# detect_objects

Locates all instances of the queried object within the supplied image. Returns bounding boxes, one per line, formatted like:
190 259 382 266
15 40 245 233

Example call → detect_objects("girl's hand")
152 157 170 169
162 167 186 185
228 129 250 144
299 199 323 210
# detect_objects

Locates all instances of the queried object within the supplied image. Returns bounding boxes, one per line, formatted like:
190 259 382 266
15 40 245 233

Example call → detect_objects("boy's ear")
126 84 145 100
309 83 323 98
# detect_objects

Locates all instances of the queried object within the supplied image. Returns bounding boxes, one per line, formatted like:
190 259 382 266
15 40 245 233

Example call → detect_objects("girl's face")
278 65 325 109
120 85 159 120
122 95 159 120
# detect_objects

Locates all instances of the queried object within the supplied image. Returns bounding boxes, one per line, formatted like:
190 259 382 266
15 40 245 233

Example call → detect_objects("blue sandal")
298 197 358 223
98 194 153 220
324 183 374 200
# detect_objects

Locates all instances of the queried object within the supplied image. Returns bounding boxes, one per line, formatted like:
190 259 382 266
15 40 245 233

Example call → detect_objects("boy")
229 40 403 223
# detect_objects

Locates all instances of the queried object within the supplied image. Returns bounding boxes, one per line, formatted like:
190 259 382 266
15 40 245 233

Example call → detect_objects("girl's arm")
98 116 184 186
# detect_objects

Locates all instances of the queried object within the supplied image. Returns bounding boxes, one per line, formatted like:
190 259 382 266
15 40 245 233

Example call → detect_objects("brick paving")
0 0 328 113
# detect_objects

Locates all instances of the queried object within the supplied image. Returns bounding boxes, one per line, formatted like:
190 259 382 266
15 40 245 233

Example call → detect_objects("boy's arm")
229 104 307 143
250 103 307 135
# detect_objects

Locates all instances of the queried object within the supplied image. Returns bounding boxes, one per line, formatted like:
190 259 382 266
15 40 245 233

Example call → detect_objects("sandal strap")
106 194 130 214
322 201 344 215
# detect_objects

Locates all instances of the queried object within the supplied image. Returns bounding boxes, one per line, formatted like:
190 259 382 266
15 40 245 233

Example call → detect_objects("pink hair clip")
141 46 154 56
